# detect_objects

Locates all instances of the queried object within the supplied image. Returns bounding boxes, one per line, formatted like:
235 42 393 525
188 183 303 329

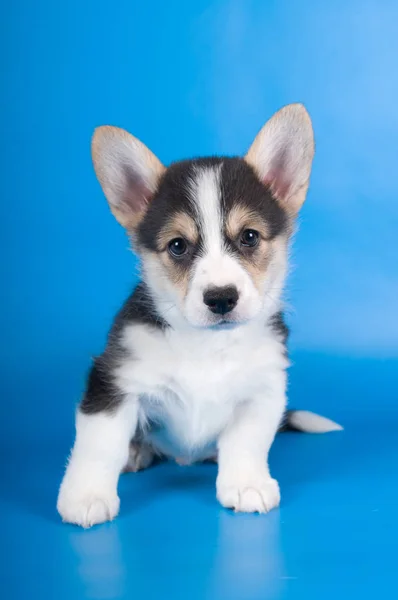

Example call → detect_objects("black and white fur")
57 104 342 528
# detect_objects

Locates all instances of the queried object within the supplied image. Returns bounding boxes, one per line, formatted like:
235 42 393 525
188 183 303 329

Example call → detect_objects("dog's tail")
280 410 343 433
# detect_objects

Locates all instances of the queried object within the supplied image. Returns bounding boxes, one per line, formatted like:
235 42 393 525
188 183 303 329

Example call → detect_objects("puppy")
57 104 341 528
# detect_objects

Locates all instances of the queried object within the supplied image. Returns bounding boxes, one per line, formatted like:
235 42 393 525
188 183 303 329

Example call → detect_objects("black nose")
203 286 239 315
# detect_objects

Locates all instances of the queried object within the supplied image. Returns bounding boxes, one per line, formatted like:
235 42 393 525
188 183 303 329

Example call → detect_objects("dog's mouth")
183 302 254 330
188 315 241 331
212 321 239 330
206 315 246 330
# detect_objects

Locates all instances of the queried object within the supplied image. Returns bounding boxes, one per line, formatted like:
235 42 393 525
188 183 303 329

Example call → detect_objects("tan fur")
241 236 288 293
156 212 199 250
225 205 270 241
142 212 199 299
225 205 287 293
159 252 191 297
141 246 191 300
111 206 143 230
240 240 271 291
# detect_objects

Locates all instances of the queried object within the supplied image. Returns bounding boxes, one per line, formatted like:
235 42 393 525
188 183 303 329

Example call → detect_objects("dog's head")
92 104 314 329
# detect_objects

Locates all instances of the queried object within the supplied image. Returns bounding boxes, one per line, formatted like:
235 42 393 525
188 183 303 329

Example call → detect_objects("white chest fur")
115 321 288 460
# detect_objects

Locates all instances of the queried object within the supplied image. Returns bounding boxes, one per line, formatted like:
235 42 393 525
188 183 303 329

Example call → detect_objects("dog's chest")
117 323 285 457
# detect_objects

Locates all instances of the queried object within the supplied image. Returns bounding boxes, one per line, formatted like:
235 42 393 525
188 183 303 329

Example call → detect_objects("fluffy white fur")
57 401 137 527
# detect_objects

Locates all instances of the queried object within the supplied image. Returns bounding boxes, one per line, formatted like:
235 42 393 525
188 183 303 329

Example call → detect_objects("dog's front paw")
57 480 120 528
216 475 280 514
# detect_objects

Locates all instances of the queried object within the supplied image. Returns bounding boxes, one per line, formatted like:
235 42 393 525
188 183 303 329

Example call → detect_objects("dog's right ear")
245 104 314 216
91 126 165 229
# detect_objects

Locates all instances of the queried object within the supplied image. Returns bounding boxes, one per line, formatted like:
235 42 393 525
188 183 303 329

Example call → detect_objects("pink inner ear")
122 165 151 214
263 148 292 201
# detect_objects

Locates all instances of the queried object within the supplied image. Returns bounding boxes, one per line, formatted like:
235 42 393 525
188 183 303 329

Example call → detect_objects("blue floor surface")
1 353 397 599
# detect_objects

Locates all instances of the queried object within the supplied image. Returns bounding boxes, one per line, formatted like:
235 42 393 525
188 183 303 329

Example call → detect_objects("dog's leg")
57 398 138 528
123 440 157 473
216 372 286 514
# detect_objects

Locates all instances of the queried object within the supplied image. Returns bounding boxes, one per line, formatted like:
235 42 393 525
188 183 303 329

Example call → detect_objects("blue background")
1 1 397 598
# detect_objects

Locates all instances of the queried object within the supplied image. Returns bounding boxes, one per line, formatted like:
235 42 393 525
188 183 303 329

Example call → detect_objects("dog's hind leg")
123 440 157 473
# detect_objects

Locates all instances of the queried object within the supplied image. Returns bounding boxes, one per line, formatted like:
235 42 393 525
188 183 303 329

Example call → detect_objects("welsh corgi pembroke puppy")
57 104 341 528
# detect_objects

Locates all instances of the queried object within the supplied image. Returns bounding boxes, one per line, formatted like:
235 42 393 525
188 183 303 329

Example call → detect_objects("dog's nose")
203 286 239 315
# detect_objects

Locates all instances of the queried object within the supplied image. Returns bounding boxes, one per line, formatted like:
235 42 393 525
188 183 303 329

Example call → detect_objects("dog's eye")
240 229 259 248
168 237 188 257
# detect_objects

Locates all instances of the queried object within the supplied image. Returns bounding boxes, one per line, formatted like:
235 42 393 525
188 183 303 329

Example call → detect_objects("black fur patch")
269 311 289 345
278 410 299 432
112 282 168 334
80 283 167 415
80 355 122 414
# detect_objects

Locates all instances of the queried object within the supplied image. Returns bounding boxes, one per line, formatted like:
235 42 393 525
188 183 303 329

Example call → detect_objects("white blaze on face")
192 165 224 257
184 166 262 327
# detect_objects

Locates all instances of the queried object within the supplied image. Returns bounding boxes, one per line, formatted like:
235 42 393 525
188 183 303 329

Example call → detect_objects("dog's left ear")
245 104 314 215
91 126 165 229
